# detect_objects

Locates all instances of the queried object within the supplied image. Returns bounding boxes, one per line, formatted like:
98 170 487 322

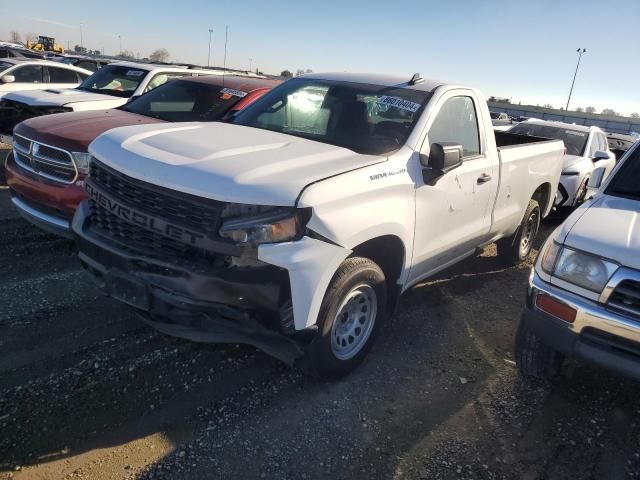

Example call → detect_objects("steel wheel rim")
520 209 539 256
330 283 377 360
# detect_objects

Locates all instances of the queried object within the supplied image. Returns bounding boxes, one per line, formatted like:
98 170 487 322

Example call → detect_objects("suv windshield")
510 123 588 156
121 80 247 122
606 145 640 200
77 64 148 98
233 78 431 155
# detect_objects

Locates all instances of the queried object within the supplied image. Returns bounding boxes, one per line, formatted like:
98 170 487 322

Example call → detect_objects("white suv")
510 120 617 208
517 141 640 380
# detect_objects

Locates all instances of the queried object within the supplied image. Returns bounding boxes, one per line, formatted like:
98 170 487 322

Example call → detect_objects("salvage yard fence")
488 102 640 135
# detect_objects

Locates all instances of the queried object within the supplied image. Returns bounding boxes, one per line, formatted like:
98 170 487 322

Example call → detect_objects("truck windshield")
121 80 245 122
76 65 148 98
232 78 431 155
510 123 588 156
606 146 640 200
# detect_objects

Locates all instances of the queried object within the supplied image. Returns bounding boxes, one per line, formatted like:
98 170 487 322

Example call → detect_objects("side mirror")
592 150 610 161
421 142 464 173
1 75 15 84
588 166 606 190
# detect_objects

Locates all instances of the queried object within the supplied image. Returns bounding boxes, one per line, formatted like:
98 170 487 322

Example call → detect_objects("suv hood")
15 109 164 153
563 195 640 270
4 88 126 108
89 122 386 206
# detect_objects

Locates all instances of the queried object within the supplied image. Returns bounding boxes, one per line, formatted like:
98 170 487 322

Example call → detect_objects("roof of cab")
300 72 444 92
180 74 281 91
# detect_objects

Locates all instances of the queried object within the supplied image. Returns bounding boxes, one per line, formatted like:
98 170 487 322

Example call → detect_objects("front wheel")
497 199 541 265
515 317 564 381
304 256 387 380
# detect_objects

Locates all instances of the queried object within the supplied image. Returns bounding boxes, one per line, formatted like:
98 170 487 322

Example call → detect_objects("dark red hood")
14 109 166 152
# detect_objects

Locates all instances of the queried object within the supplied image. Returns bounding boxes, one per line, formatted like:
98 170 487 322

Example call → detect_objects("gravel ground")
1 151 640 479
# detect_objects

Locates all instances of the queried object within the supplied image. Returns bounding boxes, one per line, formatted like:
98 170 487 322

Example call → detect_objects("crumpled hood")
15 109 163 152
562 195 640 270
89 122 386 206
4 88 126 108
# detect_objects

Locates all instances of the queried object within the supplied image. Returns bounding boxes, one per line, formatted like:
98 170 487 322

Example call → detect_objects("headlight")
219 209 307 246
72 152 91 174
537 241 618 292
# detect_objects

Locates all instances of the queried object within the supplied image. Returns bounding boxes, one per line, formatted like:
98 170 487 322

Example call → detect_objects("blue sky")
2 0 639 114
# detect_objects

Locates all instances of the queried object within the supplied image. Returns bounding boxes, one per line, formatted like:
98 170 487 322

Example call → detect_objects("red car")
5 74 280 237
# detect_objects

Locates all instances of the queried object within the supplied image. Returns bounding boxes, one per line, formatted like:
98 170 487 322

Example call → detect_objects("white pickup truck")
517 142 640 381
72 72 565 378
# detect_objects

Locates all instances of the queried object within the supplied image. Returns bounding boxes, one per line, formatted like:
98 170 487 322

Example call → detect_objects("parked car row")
2 69 638 382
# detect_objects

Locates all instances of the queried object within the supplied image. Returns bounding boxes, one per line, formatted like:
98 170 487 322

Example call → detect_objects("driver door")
407 91 498 285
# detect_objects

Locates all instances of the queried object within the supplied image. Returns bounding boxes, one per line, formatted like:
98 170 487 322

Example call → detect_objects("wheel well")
532 183 552 214
352 235 405 313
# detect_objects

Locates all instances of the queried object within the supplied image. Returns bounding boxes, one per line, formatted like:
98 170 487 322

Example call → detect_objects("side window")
144 73 184 93
599 133 609 152
0 48 9 58
12 65 44 83
49 67 80 84
426 96 480 157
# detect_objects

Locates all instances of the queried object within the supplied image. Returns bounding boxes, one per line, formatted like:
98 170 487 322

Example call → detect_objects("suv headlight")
219 209 308 246
537 241 618 292
72 152 91 174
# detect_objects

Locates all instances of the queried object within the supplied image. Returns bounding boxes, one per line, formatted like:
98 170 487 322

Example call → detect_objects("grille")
90 161 224 235
87 160 230 270
13 134 77 183
608 280 640 319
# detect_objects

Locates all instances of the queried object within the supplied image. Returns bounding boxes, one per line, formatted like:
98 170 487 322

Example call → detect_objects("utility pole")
208 29 213 67
222 26 228 85
80 23 83 48
118 35 122 56
566 48 586 111
249 58 253 72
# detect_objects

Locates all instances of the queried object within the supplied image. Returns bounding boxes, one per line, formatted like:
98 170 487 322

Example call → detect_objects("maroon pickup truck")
5 75 280 237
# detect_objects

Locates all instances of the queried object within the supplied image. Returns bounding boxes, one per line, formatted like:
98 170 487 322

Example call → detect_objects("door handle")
477 173 492 184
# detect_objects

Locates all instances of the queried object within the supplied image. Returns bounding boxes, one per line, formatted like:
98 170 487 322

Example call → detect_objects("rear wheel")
515 317 564 381
497 199 541 265
304 256 386 380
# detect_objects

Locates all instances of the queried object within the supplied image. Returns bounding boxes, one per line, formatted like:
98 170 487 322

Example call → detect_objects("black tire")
304 256 386 380
574 177 589 206
515 317 563 381
497 199 541 265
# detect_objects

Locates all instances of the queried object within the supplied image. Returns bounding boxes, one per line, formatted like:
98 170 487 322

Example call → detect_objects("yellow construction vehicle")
27 36 65 54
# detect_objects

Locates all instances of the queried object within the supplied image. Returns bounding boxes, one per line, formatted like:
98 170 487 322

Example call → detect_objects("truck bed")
494 130 558 148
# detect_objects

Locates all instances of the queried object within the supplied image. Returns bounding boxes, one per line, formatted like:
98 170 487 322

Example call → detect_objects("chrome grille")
608 280 640 319
12 134 77 184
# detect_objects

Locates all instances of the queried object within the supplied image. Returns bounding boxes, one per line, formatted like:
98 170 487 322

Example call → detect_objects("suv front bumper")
523 270 640 380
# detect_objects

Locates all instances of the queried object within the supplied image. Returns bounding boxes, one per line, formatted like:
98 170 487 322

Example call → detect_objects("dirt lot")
1 143 640 479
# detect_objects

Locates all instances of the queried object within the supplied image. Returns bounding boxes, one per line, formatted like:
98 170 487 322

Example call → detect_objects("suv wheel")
515 317 564 381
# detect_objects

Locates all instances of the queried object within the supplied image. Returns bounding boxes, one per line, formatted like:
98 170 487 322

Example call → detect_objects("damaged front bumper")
72 201 306 365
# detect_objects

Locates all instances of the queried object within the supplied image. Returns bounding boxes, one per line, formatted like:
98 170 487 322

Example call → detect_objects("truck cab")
72 73 564 378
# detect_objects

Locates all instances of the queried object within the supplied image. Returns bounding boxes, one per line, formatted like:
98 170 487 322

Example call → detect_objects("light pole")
208 29 213 67
118 35 122 56
566 48 586 111
249 58 253 72
80 23 83 48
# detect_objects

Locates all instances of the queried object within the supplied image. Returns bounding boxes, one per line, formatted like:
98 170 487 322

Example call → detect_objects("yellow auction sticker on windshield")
377 96 421 112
